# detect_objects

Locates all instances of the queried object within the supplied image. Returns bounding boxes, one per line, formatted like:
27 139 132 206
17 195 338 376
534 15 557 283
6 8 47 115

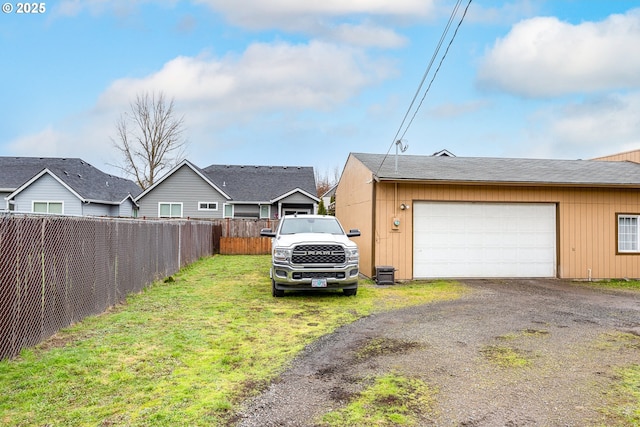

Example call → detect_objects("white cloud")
7 127 66 157
98 41 394 113
194 0 432 48
196 0 435 28
520 92 640 159
324 23 407 48
10 40 396 174
477 9 640 97
54 0 429 48
7 115 124 175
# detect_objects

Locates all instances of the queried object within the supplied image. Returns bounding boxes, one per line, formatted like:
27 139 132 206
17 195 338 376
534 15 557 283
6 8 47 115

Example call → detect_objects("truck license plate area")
311 278 327 288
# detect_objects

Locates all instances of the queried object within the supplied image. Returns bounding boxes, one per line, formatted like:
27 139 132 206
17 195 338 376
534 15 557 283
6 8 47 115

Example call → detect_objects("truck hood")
274 233 357 248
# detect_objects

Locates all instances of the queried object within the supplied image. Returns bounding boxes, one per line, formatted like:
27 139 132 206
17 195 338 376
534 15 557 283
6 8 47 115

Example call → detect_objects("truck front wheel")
272 279 285 297
343 288 357 296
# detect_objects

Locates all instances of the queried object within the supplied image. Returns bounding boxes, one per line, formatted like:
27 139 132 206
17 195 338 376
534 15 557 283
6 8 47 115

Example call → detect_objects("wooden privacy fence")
220 237 272 255
0 214 216 360
211 218 278 255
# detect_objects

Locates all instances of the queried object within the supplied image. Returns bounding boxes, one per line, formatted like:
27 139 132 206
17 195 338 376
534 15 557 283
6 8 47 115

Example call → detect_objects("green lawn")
0 255 468 426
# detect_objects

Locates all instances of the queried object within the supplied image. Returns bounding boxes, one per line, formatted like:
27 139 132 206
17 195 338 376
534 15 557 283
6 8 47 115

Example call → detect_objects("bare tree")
112 91 187 189
315 165 341 197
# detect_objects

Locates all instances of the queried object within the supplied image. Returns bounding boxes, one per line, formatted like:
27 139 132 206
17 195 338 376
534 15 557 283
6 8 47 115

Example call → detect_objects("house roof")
0 157 142 202
351 152 640 187
202 164 319 202
134 159 232 201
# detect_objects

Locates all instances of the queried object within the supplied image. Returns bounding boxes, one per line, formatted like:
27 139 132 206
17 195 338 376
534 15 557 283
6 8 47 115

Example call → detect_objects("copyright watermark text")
2 2 47 14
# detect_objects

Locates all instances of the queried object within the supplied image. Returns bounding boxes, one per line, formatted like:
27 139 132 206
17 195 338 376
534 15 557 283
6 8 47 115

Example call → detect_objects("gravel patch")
232 279 640 426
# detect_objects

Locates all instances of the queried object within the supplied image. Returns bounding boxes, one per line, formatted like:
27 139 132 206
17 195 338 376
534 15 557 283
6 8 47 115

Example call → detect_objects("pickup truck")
260 215 360 297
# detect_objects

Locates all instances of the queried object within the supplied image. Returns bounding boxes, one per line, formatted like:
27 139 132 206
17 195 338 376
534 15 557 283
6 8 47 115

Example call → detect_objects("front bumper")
271 263 359 290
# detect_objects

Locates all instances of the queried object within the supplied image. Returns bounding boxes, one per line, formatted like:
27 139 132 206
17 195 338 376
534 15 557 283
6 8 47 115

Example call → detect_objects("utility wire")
375 0 472 176
399 0 473 142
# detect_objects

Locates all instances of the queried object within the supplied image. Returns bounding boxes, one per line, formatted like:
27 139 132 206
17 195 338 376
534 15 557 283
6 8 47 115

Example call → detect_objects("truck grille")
292 244 346 264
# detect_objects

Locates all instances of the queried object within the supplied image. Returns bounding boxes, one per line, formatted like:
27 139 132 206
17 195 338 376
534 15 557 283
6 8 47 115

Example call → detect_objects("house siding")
276 191 317 215
137 165 227 218
0 191 9 210
118 199 136 217
337 155 640 281
13 174 82 215
82 201 113 217
335 155 374 278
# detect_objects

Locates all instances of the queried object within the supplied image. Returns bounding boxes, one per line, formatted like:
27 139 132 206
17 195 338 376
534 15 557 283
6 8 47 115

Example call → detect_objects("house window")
260 205 270 219
618 214 640 253
33 201 63 214
284 208 310 216
223 204 234 218
159 203 183 218
198 202 218 211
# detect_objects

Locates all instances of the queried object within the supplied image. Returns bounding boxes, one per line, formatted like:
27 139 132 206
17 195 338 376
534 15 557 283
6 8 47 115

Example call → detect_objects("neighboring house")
592 148 640 163
321 184 336 213
135 160 319 219
336 152 640 281
0 157 141 216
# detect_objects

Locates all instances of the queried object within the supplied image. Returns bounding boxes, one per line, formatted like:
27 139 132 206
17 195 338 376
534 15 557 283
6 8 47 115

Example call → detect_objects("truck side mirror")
260 228 276 237
347 229 361 237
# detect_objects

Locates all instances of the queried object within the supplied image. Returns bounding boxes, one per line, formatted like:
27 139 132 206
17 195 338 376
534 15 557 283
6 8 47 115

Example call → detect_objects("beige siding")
338 163 640 280
593 149 640 164
335 155 375 277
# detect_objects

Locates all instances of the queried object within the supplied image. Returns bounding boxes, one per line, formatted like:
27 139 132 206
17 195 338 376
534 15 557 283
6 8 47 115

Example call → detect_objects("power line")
375 0 473 176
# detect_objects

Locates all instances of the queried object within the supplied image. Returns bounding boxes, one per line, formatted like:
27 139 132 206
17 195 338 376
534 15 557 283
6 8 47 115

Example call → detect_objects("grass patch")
0 255 467 427
595 331 640 351
497 329 550 341
480 345 531 368
596 332 640 425
583 279 640 291
354 338 424 361
318 373 436 426
609 364 640 425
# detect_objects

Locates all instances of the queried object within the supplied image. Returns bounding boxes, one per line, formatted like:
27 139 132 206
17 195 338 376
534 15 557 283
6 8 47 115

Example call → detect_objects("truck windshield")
279 218 344 235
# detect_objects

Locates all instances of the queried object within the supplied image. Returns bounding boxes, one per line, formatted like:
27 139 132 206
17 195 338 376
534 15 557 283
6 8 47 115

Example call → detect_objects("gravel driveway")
233 279 640 426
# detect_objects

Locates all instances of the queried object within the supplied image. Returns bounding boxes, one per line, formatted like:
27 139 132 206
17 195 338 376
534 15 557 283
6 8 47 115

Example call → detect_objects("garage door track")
234 279 640 426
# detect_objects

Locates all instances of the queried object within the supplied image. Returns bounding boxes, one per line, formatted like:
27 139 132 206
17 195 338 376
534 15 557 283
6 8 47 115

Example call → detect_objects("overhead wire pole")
375 0 472 176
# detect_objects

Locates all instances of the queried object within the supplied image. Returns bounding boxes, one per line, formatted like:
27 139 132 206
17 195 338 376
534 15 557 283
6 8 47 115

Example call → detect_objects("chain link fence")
0 214 215 360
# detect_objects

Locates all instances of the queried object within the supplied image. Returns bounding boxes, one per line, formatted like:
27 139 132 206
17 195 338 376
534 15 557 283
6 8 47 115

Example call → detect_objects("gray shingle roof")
0 157 142 202
202 164 317 201
352 153 640 186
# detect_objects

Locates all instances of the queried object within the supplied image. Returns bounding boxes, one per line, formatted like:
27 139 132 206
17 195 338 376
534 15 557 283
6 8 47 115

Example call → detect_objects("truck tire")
343 288 357 296
272 279 285 297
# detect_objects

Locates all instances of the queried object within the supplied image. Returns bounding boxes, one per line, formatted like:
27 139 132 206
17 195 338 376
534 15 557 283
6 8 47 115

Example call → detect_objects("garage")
413 202 557 278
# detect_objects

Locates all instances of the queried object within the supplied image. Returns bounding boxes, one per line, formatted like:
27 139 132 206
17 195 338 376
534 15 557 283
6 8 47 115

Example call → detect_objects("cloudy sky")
2 0 640 179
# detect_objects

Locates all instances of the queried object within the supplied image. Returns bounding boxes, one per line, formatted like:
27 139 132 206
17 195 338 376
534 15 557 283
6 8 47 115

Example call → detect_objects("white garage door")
414 202 556 278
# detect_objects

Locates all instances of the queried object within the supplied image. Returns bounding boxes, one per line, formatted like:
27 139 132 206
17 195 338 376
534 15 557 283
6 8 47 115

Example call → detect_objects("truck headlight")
273 247 292 262
346 247 359 262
